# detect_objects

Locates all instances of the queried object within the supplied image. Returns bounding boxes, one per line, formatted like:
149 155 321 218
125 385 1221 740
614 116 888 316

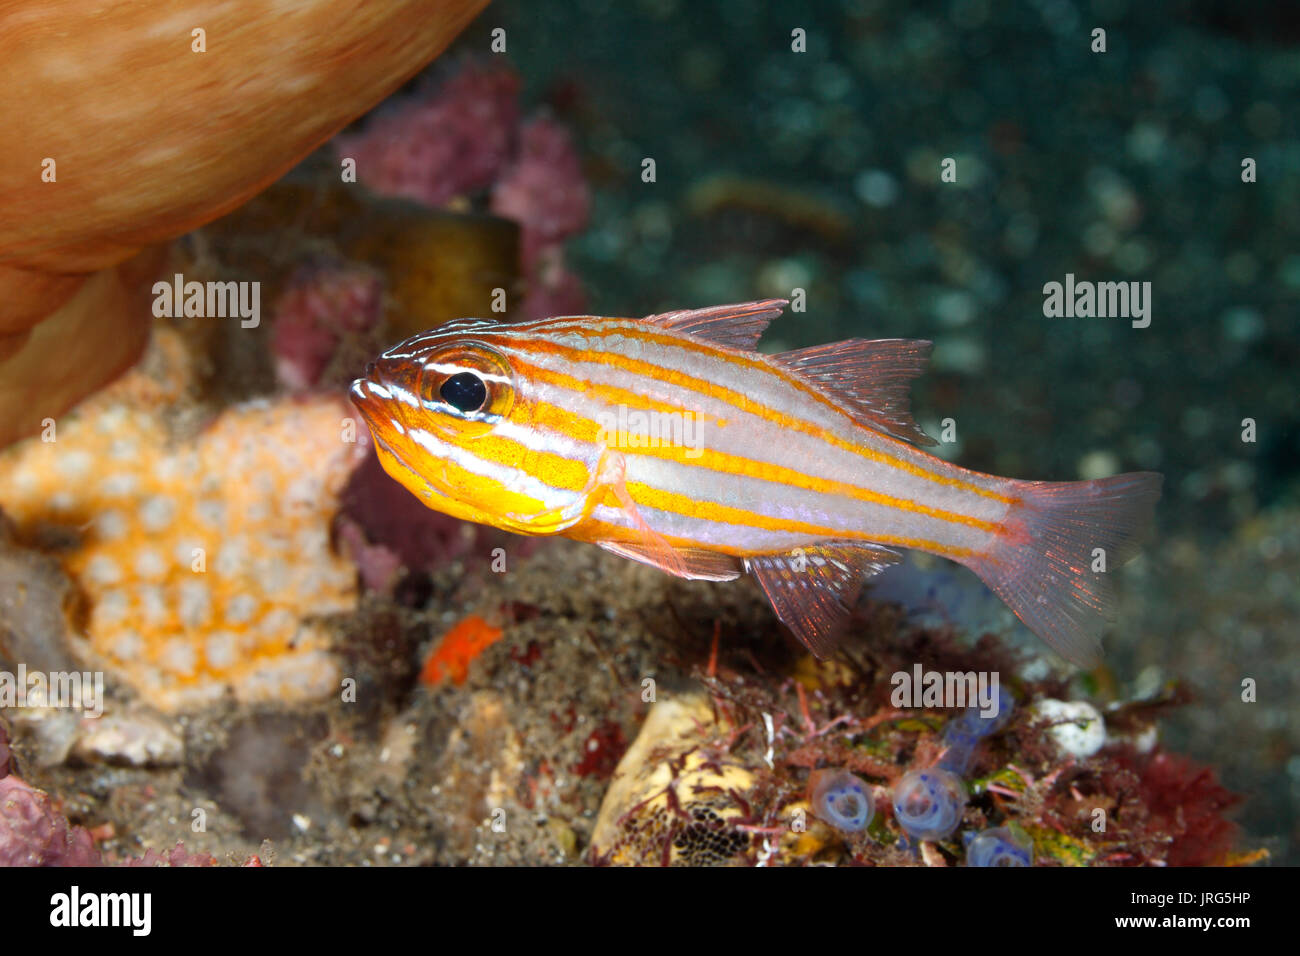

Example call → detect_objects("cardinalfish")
350 300 1161 667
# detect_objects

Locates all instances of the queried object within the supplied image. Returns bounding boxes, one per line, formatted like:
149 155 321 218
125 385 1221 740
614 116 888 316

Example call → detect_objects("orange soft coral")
0 329 367 711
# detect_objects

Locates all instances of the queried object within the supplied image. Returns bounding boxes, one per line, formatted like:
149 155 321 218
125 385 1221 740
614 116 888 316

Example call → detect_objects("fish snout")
349 376 386 423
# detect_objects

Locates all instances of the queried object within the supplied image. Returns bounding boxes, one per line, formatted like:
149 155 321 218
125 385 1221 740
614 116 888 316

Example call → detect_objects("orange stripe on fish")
351 299 1162 668
501 329 1017 505
522 383 999 532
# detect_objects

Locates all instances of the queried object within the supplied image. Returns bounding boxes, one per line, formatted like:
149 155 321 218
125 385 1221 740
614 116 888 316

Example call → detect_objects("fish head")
350 320 539 529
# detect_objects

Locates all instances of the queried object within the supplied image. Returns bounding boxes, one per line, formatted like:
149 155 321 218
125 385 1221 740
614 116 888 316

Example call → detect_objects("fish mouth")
348 373 386 425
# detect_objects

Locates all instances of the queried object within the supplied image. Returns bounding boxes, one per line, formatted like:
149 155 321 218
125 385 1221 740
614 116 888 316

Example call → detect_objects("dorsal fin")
745 543 901 658
643 299 789 351
772 338 937 445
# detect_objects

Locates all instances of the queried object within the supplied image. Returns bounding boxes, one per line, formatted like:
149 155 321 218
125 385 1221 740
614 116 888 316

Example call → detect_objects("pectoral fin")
596 539 743 581
584 449 700 580
745 543 901 658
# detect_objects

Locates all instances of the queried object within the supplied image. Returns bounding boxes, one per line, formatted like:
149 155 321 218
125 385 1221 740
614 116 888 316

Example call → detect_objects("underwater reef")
1 3 1292 870
0 530 1251 866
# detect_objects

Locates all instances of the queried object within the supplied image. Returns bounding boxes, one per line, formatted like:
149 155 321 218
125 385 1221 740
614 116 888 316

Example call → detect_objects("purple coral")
0 725 102 866
270 262 385 391
333 60 591 321
334 61 521 208
490 117 590 270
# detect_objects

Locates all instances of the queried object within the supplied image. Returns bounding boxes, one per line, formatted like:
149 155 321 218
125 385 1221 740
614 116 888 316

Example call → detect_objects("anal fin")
745 542 901 658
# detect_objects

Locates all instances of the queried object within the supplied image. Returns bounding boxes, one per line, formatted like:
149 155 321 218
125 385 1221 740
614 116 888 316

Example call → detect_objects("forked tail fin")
966 472 1163 668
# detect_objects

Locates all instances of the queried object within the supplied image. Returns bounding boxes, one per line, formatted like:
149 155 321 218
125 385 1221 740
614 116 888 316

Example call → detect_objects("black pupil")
439 371 487 413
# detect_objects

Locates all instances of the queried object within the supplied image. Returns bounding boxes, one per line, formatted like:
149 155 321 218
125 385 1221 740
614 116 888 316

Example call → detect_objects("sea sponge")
0 0 487 448
590 694 757 866
419 615 506 687
0 328 366 711
211 180 521 342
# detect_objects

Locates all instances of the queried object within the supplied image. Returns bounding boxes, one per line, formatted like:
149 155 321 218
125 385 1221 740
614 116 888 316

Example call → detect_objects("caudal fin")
967 472 1163 668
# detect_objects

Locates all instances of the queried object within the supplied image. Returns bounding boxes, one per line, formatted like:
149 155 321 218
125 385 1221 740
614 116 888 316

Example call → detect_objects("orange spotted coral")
0 328 366 711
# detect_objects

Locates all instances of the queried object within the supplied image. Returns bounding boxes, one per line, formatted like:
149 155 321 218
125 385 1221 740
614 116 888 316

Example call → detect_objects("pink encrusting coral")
490 117 591 270
0 774 102 866
270 261 386 391
334 61 521 208
117 843 220 867
0 722 101 866
334 60 591 320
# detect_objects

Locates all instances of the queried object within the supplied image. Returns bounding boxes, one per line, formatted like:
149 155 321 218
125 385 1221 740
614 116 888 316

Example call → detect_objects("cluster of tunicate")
893 688 1016 845
814 690 1038 861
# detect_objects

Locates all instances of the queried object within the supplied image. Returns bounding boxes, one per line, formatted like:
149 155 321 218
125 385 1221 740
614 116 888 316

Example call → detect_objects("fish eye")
439 371 487 413
415 341 515 434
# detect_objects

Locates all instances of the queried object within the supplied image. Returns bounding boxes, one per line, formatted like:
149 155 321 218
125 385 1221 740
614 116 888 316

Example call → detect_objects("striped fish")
350 299 1161 667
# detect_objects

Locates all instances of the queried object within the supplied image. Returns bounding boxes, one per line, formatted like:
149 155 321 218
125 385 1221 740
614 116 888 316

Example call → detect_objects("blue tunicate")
936 734 977 775
939 687 1016 774
978 685 1015 735
810 770 874 833
965 826 1034 867
892 767 967 841
943 686 1015 742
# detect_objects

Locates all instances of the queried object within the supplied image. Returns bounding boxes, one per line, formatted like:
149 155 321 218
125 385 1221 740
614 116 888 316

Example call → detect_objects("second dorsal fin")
643 299 789 352
772 338 938 445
